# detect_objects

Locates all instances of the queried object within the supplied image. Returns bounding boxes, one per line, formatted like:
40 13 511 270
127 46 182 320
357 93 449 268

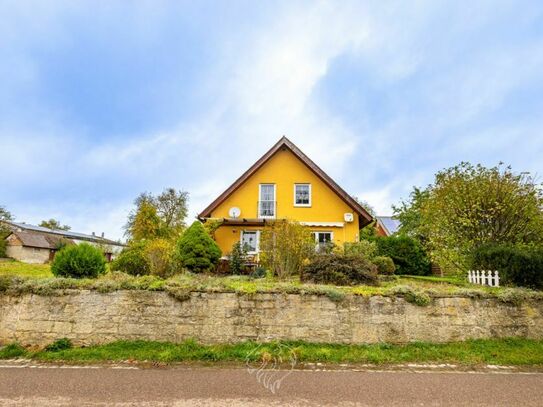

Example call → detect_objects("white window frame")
258 184 276 218
313 231 333 251
241 230 260 254
294 183 312 207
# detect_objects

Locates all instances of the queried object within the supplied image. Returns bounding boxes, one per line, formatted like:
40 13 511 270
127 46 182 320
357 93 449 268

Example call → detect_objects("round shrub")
176 221 221 273
302 254 378 286
51 243 106 278
471 243 543 289
111 241 150 276
373 256 395 275
375 236 431 275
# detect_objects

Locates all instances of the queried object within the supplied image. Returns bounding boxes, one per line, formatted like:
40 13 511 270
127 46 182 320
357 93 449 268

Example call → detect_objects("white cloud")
2 0 543 237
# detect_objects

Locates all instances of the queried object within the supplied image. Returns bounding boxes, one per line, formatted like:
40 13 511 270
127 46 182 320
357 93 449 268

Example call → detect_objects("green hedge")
471 244 543 289
375 236 431 276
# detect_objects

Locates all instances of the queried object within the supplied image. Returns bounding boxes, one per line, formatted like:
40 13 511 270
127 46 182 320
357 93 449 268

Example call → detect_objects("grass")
0 260 541 305
0 260 52 278
1 338 542 367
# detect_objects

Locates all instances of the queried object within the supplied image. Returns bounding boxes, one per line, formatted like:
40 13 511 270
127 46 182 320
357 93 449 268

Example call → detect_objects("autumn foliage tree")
124 188 189 241
394 162 543 270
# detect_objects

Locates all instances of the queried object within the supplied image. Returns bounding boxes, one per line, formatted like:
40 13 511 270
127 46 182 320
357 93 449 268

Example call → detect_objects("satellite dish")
229 207 241 218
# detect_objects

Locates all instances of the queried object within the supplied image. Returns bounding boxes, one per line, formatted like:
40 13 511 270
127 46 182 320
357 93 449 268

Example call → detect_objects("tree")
394 162 543 270
155 188 189 235
39 218 71 231
129 200 162 241
176 221 221 272
0 205 13 258
0 206 13 222
352 196 376 217
125 188 189 240
259 220 314 279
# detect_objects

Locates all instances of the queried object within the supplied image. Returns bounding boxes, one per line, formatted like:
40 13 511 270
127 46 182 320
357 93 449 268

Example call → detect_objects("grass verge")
1 338 542 367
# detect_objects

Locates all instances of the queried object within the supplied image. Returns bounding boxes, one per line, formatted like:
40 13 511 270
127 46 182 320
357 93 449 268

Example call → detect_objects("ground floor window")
313 232 333 251
241 230 260 253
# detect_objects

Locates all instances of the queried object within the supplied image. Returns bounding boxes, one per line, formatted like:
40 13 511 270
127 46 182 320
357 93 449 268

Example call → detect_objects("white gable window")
241 230 260 253
294 183 311 207
258 184 276 218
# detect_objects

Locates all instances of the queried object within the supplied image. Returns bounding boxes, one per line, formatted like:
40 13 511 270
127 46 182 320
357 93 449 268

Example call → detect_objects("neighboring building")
2 221 125 264
198 136 374 256
375 216 401 237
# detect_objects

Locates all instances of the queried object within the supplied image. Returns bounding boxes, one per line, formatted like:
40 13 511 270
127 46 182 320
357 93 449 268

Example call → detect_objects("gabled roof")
8 230 74 250
2 221 124 246
376 216 401 236
198 136 374 227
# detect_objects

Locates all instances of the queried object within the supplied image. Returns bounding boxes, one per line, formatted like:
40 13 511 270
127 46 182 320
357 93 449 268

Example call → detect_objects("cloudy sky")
1 1 542 240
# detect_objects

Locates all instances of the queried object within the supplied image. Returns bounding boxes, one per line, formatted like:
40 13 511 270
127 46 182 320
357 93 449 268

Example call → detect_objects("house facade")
198 136 373 256
2 221 125 264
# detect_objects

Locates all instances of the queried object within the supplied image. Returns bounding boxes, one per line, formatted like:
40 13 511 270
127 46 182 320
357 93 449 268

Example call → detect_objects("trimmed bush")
176 221 221 273
51 243 106 278
111 241 150 276
375 236 431 276
302 254 379 286
471 243 543 289
374 256 396 275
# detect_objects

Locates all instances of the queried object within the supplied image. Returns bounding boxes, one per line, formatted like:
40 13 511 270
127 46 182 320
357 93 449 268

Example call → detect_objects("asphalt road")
0 364 542 406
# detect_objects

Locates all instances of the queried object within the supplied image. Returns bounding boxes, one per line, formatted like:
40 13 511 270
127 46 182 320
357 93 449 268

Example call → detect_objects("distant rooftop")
3 221 124 246
376 216 401 236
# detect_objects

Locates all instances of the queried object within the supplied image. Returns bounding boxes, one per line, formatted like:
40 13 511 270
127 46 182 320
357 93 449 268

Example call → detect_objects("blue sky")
1 1 543 240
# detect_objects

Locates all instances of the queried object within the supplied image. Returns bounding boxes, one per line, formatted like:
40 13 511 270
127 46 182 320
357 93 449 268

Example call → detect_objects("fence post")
494 270 500 287
476 270 480 284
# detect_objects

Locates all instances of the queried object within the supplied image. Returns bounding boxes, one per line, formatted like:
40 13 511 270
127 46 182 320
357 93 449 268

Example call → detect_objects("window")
241 231 259 253
294 184 311 206
259 184 276 218
313 232 333 251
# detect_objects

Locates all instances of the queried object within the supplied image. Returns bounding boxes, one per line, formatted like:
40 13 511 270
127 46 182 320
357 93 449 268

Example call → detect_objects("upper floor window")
258 184 276 218
294 183 311 206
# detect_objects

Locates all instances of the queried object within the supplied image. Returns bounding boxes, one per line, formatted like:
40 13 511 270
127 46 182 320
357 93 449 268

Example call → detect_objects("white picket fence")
467 270 500 287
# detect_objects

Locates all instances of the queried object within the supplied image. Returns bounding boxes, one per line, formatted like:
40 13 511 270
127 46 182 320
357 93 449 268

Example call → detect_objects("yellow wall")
208 148 360 255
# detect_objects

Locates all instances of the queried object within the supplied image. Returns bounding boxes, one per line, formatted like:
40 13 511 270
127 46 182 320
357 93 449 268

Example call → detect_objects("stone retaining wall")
0 290 542 346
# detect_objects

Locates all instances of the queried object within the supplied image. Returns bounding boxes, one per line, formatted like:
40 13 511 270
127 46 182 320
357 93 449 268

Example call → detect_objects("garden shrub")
51 243 106 278
111 241 150 276
176 221 221 273
471 243 543 289
302 254 379 286
343 240 377 259
373 256 395 275
260 220 314 279
228 241 248 274
144 238 176 278
375 236 431 275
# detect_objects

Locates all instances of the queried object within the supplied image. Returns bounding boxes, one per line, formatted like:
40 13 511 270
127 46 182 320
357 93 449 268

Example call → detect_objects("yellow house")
198 136 373 256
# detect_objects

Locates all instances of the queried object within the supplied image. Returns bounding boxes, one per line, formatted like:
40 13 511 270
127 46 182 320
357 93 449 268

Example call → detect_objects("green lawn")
0 260 52 278
1 338 542 367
